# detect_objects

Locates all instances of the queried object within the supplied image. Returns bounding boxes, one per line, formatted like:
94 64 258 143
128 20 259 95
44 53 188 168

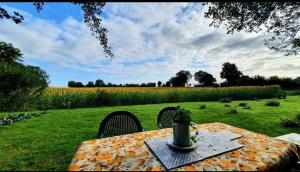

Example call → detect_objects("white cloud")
0 3 299 85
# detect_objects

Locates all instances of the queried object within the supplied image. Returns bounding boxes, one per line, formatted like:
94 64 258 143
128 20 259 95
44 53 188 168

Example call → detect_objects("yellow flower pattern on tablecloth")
68 122 299 171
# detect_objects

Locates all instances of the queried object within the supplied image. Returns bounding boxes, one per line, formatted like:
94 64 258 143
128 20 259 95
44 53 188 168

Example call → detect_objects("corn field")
38 85 282 110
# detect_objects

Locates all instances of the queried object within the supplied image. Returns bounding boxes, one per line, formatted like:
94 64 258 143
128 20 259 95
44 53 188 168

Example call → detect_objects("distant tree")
75 82 84 87
147 82 156 87
157 81 162 87
235 75 252 86
125 83 139 87
279 77 297 89
230 74 300 88
95 79 105 87
170 70 192 87
194 70 216 86
0 3 113 58
294 77 300 84
268 75 281 85
165 81 171 87
177 70 192 87
169 77 180 87
220 62 243 86
140 83 147 87
68 81 77 87
86 81 94 87
204 2 300 55
252 75 267 86
106 82 113 87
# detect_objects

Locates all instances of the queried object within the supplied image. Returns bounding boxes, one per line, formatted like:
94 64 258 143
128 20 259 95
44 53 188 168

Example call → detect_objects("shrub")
228 108 238 114
265 101 280 106
224 104 231 107
220 98 231 103
296 113 300 120
278 91 287 99
199 104 206 109
282 92 287 99
280 117 299 128
238 102 247 106
242 105 251 109
0 61 48 112
287 90 300 96
0 111 47 126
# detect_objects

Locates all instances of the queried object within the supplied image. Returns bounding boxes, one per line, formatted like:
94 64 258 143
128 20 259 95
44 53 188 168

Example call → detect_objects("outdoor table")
68 122 299 171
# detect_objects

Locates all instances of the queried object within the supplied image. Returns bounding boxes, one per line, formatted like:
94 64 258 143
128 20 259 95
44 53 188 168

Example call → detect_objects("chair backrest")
157 107 177 129
98 111 143 139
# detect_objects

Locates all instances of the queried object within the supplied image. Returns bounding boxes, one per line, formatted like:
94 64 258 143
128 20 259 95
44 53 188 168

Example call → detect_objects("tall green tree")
165 81 171 87
0 41 22 63
0 42 48 111
86 81 95 87
68 81 77 87
157 81 162 87
194 70 216 86
220 62 242 85
75 82 84 87
204 2 300 55
170 70 192 87
95 79 105 87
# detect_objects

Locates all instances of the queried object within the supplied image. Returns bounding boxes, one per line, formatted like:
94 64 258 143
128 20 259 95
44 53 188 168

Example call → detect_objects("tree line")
217 62 300 89
68 80 157 87
68 62 300 89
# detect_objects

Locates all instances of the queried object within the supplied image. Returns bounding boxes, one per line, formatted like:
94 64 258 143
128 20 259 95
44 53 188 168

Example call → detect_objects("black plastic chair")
157 107 177 129
98 111 143 139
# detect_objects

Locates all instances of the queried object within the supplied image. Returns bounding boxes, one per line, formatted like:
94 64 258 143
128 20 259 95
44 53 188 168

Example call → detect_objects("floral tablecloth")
68 122 299 171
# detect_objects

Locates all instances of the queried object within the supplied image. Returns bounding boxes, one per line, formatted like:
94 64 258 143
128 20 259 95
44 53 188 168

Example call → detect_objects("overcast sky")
1 2 299 86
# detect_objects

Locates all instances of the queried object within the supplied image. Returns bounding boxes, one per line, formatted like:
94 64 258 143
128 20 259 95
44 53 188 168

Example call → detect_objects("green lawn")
1 96 300 170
